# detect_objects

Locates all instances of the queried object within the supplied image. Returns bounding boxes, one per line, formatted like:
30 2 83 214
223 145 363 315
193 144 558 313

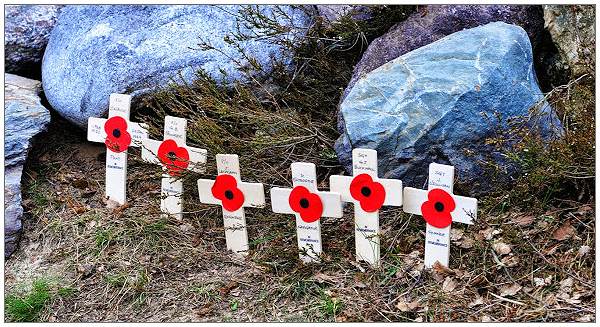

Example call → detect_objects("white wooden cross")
329 148 403 267
270 162 343 263
87 93 148 205
403 163 477 268
197 154 265 256
141 116 207 220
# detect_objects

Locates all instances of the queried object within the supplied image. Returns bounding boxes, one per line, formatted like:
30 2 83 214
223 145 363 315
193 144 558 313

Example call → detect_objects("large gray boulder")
42 5 312 128
544 5 595 78
316 5 373 24
4 5 63 76
335 22 562 194
5 74 51 258
341 5 547 104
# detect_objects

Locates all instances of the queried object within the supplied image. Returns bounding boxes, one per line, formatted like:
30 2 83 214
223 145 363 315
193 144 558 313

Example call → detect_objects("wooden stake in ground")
270 162 343 263
87 93 148 205
141 116 207 220
403 163 477 268
197 154 265 256
329 148 403 267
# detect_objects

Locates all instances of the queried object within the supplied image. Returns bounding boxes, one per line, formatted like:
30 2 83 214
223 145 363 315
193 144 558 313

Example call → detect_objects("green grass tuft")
5 280 51 322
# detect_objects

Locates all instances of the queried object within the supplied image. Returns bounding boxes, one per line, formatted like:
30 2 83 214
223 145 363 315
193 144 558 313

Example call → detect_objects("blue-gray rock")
316 5 373 25
5 74 51 258
42 5 312 128
5 5 63 76
335 22 562 194
341 5 547 105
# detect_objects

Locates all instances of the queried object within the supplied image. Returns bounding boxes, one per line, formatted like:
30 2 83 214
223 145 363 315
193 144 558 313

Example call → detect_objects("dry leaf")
105 199 121 209
481 315 492 322
500 283 522 296
492 242 512 255
72 205 87 214
552 222 575 241
354 281 367 289
314 272 337 284
458 236 474 249
219 281 239 297
72 179 89 189
432 261 455 276
468 296 485 308
112 202 130 214
559 278 574 293
482 228 502 240
576 314 593 322
500 255 519 267
192 234 202 247
442 277 458 293
450 228 464 241
544 293 558 306
577 245 591 256
534 275 553 287
196 303 214 318
543 243 560 256
511 215 534 226
396 299 419 312
575 205 592 215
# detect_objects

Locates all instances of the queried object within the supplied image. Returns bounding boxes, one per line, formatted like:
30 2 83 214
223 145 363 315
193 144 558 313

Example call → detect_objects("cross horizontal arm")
87 117 107 143
403 187 477 225
270 187 343 218
402 187 426 215
141 139 162 165
239 182 265 207
88 117 147 147
380 178 403 206
329 175 352 202
453 195 477 224
129 123 148 145
197 179 221 205
187 146 207 173
330 175 403 208
198 179 266 208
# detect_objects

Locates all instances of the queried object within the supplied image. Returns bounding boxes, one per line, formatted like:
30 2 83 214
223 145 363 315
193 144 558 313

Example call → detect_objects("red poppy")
349 173 386 212
211 174 245 212
421 188 456 228
104 116 131 153
288 186 323 223
157 139 190 176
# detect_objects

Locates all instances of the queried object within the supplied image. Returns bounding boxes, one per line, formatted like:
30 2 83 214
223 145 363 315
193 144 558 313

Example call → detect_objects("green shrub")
136 5 415 186
490 74 595 210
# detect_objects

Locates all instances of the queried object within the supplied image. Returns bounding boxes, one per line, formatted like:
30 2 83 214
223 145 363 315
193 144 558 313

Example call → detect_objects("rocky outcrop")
335 23 562 195
4 5 63 77
5 74 51 257
544 5 595 78
316 5 372 24
341 5 547 103
42 5 312 128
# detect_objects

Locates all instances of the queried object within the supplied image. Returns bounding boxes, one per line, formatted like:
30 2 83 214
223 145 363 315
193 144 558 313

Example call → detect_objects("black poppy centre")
112 128 121 138
299 198 310 209
360 186 372 197
224 190 234 200
167 151 177 160
434 201 445 212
